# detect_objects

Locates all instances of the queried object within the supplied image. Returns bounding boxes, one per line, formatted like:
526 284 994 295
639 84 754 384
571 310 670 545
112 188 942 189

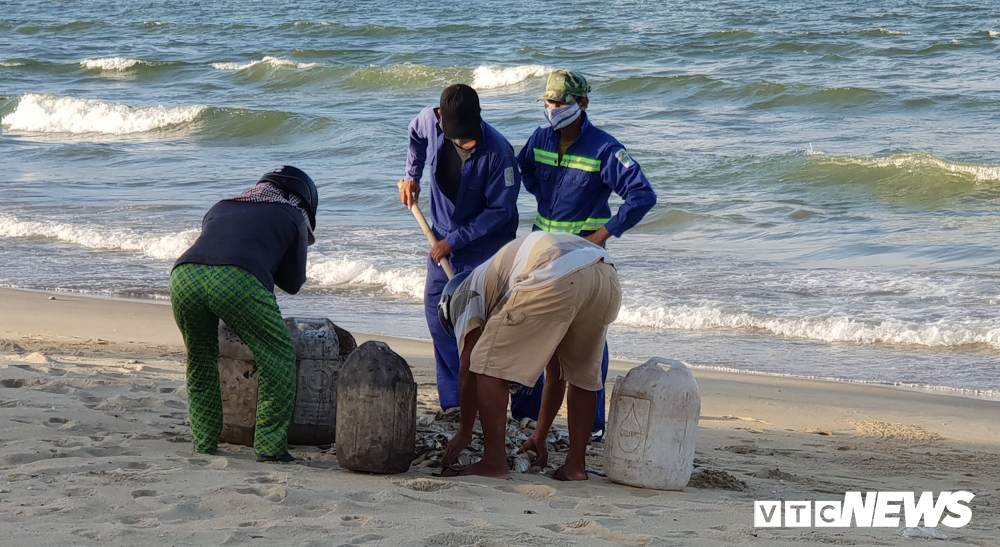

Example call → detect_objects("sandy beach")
1 287 998 546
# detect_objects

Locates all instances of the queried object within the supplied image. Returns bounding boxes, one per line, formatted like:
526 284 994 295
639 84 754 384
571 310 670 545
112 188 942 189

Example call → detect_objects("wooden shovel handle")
398 182 455 279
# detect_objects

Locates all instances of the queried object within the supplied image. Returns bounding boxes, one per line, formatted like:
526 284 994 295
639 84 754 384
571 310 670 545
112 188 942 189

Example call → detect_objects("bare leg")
456 372 511 479
555 384 597 481
519 354 563 468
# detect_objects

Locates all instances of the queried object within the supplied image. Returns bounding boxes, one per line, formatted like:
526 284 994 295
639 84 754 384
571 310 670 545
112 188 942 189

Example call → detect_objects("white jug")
604 358 701 490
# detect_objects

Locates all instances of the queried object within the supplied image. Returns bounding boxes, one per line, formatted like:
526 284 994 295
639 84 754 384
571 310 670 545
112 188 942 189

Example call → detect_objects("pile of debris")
413 408 599 474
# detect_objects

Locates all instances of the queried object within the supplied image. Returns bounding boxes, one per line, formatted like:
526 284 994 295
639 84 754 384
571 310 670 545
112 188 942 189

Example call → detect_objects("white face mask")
544 102 581 130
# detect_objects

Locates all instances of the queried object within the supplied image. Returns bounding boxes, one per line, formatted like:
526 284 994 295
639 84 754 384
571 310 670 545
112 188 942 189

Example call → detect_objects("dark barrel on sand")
336 341 416 474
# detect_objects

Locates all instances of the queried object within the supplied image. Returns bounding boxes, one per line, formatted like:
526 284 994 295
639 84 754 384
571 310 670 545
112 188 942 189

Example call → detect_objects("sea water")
1 0 999 396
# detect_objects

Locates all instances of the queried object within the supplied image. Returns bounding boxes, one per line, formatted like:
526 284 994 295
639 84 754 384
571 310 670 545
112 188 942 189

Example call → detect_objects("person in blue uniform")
516 70 657 437
399 84 520 412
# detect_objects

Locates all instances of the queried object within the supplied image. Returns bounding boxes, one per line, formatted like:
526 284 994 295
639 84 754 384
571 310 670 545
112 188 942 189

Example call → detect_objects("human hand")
518 434 549 469
431 239 452 262
584 226 611 248
442 430 473 467
398 180 420 208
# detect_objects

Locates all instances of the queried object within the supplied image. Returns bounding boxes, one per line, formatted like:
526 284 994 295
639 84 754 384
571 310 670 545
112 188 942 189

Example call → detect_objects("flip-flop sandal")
432 464 465 478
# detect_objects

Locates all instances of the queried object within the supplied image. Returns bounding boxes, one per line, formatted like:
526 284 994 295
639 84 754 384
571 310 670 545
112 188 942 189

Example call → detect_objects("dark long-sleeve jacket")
174 200 308 294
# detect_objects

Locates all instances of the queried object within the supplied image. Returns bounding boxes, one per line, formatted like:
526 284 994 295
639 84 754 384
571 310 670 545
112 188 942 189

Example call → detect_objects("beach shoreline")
2 286 999 545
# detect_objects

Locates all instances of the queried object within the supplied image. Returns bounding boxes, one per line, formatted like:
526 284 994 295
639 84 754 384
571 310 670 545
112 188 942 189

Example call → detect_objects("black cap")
439 84 482 141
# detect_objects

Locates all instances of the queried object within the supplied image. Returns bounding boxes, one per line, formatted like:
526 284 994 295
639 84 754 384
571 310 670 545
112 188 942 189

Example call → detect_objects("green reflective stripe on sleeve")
534 214 611 234
532 148 602 173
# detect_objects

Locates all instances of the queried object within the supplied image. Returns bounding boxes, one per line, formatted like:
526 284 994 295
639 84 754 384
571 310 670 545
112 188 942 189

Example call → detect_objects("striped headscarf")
231 182 315 245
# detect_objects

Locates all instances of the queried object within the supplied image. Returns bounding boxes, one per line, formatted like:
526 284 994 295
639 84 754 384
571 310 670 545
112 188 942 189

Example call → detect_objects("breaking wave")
80 57 154 71
306 256 425 299
211 56 321 70
803 150 1000 184
0 214 199 261
345 63 549 90
1 94 207 134
0 94 331 139
471 65 550 89
616 302 1000 350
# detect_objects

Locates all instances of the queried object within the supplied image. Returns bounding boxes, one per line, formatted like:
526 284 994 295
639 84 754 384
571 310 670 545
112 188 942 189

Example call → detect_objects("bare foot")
553 465 589 481
434 462 511 480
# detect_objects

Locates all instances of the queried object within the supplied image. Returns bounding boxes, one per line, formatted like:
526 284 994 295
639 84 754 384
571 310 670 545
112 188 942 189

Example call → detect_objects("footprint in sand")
119 516 160 528
43 417 75 431
336 534 385 546
1 379 27 388
542 520 653 546
237 486 287 503
131 489 158 498
340 515 372 527
395 478 453 492
399 493 475 512
509 484 557 500
549 500 578 510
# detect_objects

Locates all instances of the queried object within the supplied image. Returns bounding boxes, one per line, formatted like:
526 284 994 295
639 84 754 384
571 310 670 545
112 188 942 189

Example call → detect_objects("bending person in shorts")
436 232 621 480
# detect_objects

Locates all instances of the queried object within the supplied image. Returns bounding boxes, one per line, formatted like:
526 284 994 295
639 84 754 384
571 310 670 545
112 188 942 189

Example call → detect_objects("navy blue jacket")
404 106 520 257
517 115 656 238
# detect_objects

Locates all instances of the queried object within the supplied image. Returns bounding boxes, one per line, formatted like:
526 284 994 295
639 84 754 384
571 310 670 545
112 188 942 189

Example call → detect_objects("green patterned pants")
170 264 296 457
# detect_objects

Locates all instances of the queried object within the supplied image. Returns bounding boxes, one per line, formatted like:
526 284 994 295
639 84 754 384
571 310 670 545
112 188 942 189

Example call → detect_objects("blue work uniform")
404 106 520 410
516 113 657 435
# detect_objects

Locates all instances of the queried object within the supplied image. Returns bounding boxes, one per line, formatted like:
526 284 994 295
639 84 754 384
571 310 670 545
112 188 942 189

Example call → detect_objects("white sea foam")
807 150 1000 182
306 256 425 299
471 65 550 89
875 28 908 36
211 56 321 71
80 57 147 71
1 94 206 134
0 61 25 67
0 214 199 260
990 30 1000 38
616 302 1000 349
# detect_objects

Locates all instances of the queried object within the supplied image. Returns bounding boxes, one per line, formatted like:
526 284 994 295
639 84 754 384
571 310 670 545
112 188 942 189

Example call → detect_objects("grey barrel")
217 317 356 446
336 341 416 474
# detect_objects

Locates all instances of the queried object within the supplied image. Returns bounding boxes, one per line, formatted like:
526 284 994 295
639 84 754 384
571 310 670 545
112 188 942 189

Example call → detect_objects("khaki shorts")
469 261 621 391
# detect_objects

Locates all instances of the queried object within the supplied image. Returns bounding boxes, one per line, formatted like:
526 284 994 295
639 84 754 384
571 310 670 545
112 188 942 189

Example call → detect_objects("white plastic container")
604 358 701 490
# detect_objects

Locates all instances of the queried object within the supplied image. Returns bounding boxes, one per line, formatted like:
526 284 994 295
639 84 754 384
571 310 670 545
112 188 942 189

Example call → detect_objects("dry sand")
1 287 999 546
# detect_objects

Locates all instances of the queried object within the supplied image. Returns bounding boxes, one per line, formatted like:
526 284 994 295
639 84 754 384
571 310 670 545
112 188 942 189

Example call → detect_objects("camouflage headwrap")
539 70 591 103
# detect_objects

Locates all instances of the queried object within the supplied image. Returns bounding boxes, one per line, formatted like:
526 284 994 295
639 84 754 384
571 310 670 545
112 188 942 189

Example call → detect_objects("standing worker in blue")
516 70 657 437
399 84 521 412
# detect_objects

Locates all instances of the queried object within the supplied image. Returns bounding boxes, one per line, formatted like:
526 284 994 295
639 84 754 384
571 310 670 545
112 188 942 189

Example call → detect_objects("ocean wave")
346 63 464 90
989 30 1000 38
805 151 1000 183
211 56 321 71
749 87 884 109
80 57 153 71
867 28 908 36
1 94 207 134
306 256 425 299
1 93 332 139
0 214 199 261
0 61 25 67
345 63 548 91
616 302 1000 350
471 65 550 89
15 21 101 34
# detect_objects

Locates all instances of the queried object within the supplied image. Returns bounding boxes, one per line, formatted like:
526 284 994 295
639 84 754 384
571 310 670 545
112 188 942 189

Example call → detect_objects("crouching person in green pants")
170 166 319 463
